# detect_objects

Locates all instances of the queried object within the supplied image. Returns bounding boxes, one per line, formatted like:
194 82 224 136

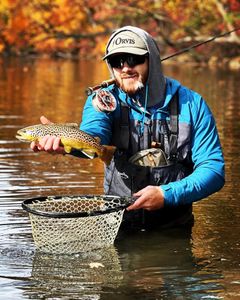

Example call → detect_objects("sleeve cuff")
160 185 175 207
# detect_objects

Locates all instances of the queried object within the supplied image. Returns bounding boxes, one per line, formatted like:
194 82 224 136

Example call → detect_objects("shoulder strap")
119 101 130 150
169 91 179 160
114 91 179 157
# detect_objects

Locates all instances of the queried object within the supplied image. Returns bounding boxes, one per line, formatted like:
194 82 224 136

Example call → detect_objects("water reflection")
115 228 225 300
0 228 225 300
26 246 123 299
0 57 240 299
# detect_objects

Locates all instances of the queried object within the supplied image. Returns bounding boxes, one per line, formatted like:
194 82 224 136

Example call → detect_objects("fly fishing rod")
161 26 240 61
86 78 116 96
85 26 240 95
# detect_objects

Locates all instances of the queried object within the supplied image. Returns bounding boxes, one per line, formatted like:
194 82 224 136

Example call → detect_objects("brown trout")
16 123 116 165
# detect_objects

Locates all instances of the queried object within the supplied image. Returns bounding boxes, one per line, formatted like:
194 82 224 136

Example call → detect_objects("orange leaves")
0 0 239 56
10 10 29 32
2 5 31 51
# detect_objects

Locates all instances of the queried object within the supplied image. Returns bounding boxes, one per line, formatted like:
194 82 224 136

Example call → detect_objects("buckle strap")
169 92 179 160
119 101 130 150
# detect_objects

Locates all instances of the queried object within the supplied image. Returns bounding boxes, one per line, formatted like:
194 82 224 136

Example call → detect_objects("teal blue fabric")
80 77 225 206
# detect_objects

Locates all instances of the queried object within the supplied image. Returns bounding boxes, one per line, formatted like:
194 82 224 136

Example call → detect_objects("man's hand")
127 185 164 211
30 116 65 155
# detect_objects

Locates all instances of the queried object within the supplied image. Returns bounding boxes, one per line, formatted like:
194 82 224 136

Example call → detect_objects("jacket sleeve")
161 93 225 206
79 95 113 145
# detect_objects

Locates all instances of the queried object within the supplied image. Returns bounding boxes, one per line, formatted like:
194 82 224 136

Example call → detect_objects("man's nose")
121 61 132 71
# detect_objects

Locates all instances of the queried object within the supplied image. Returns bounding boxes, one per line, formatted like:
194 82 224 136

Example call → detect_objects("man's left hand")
126 185 164 211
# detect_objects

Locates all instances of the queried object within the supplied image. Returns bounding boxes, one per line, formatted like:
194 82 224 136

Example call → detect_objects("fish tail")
100 145 116 166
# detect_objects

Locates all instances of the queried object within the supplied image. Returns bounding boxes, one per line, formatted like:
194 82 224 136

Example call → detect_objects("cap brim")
103 47 148 60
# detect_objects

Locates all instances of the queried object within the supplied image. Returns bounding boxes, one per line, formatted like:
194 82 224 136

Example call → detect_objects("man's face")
108 54 149 95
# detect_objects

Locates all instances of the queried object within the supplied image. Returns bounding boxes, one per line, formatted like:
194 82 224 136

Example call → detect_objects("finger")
44 135 56 152
133 189 144 197
53 137 65 154
30 141 39 152
40 115 53 125
37 135 50 150
133 186 148 197
127 195 145 211
52 136 61 150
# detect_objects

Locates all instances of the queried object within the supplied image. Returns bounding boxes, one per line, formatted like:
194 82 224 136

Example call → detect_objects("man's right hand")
30 116 66 155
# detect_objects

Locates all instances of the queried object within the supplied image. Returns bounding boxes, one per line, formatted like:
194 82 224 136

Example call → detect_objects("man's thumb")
40 115 53 125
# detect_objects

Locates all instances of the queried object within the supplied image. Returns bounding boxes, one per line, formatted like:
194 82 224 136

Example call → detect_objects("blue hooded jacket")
80 26 225 209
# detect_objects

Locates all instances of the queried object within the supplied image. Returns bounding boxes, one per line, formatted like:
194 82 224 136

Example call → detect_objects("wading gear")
128 148 168 167
104 91 194 229
80 26 225 229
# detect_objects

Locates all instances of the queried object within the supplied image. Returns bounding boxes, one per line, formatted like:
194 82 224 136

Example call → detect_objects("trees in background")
0 0 239 58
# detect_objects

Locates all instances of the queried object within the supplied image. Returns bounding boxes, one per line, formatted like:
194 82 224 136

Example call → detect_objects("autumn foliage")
0 0 239 57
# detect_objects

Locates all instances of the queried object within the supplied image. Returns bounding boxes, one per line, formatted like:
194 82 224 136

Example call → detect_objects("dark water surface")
0 57 239 299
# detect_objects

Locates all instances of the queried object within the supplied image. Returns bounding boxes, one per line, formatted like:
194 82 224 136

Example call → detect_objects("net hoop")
22 195 131 253
22 195 133 219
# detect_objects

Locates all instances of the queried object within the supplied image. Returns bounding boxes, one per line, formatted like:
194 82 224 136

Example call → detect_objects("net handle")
22 195 136 218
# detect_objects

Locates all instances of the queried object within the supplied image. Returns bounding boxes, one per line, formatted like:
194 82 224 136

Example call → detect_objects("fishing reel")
86 78 117 113
92 89 117 113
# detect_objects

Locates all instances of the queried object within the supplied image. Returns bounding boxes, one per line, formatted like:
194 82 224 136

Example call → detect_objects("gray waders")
104 92 194 231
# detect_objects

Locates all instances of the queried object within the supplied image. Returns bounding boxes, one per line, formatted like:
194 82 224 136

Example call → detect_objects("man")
31 26 225 230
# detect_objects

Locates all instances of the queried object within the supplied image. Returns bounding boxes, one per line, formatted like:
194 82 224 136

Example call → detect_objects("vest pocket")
150 162 190 186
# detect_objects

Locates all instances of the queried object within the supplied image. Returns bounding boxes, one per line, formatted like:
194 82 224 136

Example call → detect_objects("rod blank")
86 78 116 96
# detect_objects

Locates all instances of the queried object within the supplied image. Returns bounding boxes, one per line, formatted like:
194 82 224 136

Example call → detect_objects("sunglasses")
108 54 147 69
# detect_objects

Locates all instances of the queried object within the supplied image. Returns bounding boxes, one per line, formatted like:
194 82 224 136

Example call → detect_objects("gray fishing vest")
104 92 194 230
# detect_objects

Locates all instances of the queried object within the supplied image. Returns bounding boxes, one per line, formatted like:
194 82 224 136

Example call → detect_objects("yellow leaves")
54 0 66 5
0 0 8 13
45 2 87 33
92 35 109 57
0 43 5 53
0 0 238 55
30 10 50 25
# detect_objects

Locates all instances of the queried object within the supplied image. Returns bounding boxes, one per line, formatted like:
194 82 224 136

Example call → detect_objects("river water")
0 57 239 299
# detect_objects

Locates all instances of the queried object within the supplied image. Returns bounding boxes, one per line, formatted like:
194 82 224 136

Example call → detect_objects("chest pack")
112 91 179 163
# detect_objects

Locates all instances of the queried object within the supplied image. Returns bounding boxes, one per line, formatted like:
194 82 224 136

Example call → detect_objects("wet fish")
16 123 116 165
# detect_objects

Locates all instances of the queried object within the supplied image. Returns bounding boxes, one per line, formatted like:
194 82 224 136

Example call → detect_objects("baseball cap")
103 30 148 60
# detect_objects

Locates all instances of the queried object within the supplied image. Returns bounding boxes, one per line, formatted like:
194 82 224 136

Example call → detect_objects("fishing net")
22 195 130 254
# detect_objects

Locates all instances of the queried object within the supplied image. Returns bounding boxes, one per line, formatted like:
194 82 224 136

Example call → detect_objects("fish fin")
57 123 79 128
81 150 96 159
94 137 101 143
99 145 116 166
64 145 72 153
64 123 79 127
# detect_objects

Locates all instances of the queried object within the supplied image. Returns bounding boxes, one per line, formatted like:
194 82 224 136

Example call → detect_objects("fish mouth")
16 134 28 142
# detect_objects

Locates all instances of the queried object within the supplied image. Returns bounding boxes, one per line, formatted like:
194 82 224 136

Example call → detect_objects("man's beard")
117 74 145 95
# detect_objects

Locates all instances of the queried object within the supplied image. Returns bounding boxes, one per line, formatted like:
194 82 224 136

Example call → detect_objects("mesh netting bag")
22 195 129 254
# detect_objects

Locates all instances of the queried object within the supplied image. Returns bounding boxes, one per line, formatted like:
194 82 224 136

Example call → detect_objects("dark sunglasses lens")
108 54 146 68
127 55 146 67
108 56 122 68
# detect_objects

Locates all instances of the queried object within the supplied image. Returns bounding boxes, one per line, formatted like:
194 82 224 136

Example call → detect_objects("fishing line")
161 27 240 61
86 26 240 95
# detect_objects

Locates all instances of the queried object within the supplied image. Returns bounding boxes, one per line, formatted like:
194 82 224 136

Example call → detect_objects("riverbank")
0 41 239 70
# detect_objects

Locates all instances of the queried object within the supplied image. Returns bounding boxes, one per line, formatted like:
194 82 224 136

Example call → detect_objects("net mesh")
24 195 125 254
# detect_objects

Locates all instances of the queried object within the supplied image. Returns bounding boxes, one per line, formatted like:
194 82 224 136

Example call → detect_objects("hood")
104 26 166 107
